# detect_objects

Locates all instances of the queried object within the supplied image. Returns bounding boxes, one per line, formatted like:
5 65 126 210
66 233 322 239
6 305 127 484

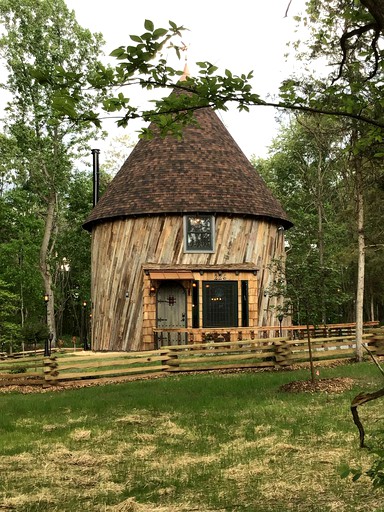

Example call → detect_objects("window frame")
183 214 215 253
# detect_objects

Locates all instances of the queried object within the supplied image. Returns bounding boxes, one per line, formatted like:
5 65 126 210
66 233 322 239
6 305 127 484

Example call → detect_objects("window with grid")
184 215 215 253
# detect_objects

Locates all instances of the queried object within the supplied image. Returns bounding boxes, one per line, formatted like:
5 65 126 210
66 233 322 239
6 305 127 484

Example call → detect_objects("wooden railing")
43 349 170 385
154 334 380 373
41 333 384 384
153 322 380 347
1 329 383 387
0 354 45 386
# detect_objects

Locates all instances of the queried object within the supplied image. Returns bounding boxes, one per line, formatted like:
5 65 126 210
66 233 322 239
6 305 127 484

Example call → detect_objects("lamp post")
82 301 88 350
278 313 284 337
44 294 51 356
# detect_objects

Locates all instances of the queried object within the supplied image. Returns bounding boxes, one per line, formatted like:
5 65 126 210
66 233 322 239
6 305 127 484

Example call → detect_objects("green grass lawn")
0 362 383 511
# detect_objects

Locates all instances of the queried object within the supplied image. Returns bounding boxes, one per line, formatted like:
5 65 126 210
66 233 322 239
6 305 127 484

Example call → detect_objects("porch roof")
149 270 195 280
144 263 259 273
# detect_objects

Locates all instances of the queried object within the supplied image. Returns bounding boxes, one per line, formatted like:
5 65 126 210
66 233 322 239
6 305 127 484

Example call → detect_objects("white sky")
64 0 307 160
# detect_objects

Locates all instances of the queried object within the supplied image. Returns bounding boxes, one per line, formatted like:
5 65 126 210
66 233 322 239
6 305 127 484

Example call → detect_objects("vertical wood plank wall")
91 215 286 351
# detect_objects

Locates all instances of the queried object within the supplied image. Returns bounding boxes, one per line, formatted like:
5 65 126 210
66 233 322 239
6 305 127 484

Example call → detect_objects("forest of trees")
253 113 384 328
0 0 383 353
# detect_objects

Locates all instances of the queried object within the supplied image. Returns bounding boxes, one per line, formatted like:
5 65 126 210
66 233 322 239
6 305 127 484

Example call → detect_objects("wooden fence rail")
0 355 45 386
1 332 383 387
43 349 170 385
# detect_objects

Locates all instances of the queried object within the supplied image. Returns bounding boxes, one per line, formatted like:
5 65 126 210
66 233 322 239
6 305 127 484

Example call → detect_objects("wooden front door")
157 281 187 345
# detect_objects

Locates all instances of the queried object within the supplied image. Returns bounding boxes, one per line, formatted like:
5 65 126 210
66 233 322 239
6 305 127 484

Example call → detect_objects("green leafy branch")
31 19 384 138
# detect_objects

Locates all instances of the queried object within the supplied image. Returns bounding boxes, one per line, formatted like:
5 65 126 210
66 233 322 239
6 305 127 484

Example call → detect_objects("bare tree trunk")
370 294 375 322
317 186 326 324
39 191 57 345
306 310 316 383
355 162 365 362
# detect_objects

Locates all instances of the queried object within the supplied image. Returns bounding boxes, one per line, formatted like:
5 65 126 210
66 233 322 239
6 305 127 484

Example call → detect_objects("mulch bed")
280 377 355 394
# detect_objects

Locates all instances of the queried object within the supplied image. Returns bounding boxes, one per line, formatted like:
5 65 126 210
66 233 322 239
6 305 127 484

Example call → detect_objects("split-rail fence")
1 328 383 388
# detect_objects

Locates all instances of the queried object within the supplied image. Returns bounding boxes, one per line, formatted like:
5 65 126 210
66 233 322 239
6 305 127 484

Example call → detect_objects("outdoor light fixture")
44 294 49 303
82 301 88 351
278 314 284 337
149 283 156 295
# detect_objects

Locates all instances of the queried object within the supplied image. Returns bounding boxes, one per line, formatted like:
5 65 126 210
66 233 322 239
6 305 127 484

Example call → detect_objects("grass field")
0 362 383 511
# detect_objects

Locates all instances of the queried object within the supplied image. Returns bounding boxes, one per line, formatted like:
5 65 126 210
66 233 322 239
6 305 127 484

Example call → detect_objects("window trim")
183 215 215 253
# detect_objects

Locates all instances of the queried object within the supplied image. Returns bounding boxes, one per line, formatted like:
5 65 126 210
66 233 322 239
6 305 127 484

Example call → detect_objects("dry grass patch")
103 497 205 512
224 461 273 481
132 444 157 458
69 427 92 441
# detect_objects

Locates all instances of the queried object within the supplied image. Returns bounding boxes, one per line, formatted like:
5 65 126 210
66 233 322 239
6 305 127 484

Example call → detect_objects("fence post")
273 339 292 368
43 354 59 387
371 335 384 356
163 348 179 372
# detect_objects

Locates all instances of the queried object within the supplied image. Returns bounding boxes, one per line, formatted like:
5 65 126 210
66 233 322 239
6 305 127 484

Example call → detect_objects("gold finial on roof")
179 41 190 81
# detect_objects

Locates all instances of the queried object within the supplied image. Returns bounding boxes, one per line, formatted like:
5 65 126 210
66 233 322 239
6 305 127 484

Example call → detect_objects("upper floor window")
184 215 215 253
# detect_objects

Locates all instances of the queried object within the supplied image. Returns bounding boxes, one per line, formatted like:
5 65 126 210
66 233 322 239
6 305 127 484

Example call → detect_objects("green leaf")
153 28 168 39
144 19 154 32
352 471 362 482
30 68 50 83
129 35 143 43
110 46 126 58
338 463 351 479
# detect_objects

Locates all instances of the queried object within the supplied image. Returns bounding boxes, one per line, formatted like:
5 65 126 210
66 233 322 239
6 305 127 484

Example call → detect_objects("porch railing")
153 322 380 348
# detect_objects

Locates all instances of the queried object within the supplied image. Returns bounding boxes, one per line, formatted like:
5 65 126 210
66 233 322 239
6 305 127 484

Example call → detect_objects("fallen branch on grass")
350 344 384 448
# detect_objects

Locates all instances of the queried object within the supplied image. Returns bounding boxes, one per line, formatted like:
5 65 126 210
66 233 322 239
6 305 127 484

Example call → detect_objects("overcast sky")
63 0 309 160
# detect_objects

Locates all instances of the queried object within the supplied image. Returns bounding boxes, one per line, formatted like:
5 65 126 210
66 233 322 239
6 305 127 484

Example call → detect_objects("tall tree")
292 0 384 360
0 187 43 328
0 0 104 343
254 115 352 326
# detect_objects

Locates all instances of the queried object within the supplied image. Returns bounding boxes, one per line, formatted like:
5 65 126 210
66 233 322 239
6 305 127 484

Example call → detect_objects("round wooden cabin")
83 106 292 351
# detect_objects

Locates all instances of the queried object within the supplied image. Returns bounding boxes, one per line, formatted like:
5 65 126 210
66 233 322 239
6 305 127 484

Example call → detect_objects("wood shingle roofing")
83 105 292 232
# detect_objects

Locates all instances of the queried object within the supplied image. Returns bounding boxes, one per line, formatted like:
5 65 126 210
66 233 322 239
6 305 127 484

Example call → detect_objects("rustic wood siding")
90 216 286 351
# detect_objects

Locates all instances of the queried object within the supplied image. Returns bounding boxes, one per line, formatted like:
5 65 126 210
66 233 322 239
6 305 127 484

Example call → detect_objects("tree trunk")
355 160 365 362
370 294 375 322
360 0 384 32
39 191 57 345
317 192 327 325
306 310 316 383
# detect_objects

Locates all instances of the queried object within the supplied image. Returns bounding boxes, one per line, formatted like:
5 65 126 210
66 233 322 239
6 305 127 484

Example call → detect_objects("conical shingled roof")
83 106 292 231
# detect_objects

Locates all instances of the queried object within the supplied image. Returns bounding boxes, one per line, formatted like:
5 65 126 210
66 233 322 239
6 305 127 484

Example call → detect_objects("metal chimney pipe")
91 149 100 207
